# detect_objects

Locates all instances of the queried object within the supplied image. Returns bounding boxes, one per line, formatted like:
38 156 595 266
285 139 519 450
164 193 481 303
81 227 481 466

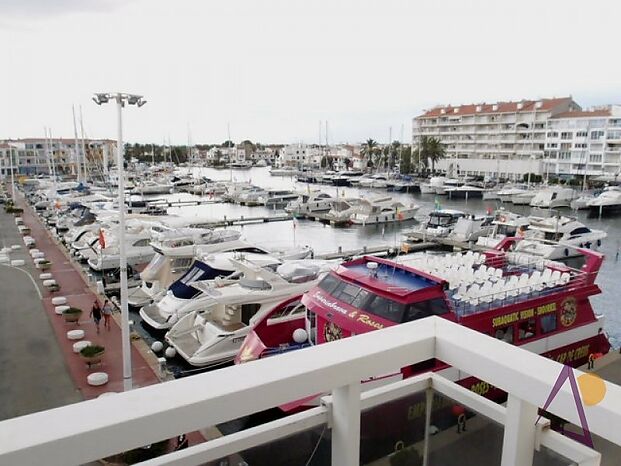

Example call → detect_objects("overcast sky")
0 0 619 145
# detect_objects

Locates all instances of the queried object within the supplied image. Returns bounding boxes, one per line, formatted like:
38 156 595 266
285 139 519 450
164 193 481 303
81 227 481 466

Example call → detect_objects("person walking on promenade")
102 299 113 331
90 300 103 334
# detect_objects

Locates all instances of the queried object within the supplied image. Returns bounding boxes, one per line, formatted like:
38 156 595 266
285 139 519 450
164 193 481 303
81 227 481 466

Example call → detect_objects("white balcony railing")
0 317 619 466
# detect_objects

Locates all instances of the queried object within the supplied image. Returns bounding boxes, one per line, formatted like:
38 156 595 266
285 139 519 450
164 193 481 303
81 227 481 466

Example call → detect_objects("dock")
313 243 439 260
208 212 292 227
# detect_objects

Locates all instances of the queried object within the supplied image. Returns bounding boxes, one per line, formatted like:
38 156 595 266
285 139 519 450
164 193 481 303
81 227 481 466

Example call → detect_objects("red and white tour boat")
236 238 611 404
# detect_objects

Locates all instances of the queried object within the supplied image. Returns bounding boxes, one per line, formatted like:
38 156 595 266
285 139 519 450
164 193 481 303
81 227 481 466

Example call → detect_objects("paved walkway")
16 193 160 399
0 207 81 420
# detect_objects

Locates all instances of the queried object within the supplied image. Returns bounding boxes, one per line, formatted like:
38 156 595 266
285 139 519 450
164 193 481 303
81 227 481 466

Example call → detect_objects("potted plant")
38 260 52 270
48 283 61 292
62 307 83 323
80 344 105 368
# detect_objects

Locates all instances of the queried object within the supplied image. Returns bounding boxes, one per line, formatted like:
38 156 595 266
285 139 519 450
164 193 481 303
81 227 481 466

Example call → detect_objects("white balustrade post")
501 394 537 466
331 382 361 466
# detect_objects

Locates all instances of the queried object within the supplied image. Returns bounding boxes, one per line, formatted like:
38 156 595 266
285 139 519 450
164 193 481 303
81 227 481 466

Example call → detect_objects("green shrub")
80 345 105 357
62 307 82 315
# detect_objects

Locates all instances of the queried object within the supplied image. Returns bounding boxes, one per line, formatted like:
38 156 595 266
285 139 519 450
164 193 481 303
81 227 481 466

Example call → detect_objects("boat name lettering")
553 344 590 364
492 312 519 328
312 291 348 315
356 313 384 330
536 303 557 316
492 303 557 328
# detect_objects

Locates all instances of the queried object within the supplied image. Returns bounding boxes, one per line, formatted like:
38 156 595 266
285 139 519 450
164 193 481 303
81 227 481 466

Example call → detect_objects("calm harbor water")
158 166 621 348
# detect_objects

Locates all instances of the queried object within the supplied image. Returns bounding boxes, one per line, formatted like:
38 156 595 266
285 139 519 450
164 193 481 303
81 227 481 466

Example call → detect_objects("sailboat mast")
72 105 80 180
79 106 87 182
228 122 232 182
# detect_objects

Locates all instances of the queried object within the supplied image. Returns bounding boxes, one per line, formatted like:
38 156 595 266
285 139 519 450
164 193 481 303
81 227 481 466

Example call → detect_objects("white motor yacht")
130 180 174 195
419 177 446 194
256 189 299 208
403 209 465 242
527 215 606 249
587 186 621 217
350 197 419 225
358 174 390 189
164 259 333 367
476 210 530 248
284 192 334 214
511 191 537 205
497 184 529 203
530 187 576 209
140 244 314 330
447 215 494 242
324 198 365 224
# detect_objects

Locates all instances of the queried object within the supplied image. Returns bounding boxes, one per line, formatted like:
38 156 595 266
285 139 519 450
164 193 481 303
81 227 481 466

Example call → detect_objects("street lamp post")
93 92 147 391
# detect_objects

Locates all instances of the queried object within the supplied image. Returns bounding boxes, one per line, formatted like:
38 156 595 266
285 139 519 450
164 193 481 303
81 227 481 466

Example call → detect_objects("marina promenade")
17 195 161 398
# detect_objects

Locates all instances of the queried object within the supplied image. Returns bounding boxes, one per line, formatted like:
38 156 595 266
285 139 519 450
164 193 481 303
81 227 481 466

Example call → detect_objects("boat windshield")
141 253 167 279
317 275 449 324
428 214 455 227
169 261 227 299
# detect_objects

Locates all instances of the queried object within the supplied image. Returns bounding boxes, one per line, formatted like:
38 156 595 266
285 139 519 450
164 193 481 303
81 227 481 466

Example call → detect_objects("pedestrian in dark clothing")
90 300 102 334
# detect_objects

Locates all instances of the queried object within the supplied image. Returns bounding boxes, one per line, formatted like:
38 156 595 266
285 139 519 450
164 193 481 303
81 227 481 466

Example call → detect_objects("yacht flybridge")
236 241 610 410
165 259 333 367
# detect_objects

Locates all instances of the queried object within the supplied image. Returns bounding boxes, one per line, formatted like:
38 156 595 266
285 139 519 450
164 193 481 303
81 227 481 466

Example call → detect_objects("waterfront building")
544 105 621 179
413 97 580 180
0 138 116 177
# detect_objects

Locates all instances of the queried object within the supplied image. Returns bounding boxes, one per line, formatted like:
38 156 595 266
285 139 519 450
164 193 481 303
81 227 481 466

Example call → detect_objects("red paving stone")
18 199 160 399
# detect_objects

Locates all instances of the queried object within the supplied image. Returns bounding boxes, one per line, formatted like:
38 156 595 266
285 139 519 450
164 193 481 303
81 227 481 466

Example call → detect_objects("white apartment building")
413 97 580 180
544 105 621 178
0 138 115 178
278 143 322 168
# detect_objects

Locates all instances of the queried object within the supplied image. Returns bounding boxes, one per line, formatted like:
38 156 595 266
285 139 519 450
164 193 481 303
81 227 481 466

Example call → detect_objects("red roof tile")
417 97 575 118
551 109 612 119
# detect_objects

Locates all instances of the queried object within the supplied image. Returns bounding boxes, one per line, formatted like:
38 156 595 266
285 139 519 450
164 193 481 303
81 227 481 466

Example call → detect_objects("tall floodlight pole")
92 92 147 391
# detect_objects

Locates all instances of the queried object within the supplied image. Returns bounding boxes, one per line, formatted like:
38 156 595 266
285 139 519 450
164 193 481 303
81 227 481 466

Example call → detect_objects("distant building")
413 97 580 180
0 138 116 178
544 106 621 178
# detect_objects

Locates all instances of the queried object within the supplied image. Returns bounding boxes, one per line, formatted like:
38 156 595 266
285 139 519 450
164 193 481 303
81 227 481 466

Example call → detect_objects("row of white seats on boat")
452 269 571 305
417 261 503 290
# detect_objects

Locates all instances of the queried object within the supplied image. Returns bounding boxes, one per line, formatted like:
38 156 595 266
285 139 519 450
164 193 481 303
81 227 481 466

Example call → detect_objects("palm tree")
419 136 445 173
361 138 379 169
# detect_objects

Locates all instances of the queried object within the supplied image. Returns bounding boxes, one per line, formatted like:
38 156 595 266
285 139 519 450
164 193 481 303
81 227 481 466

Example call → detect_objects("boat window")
268 301 305 322
362 295 405 323
232 247 268 254
241 303 261 325
318 274 340 294
540 313 557 334
403 298 449 322
171 257 193 272
334 282 362 305
551 193 557 200
133 238 150 247
351 289 371 308
569 227 591 235
518 318 536 340
494 326 514 343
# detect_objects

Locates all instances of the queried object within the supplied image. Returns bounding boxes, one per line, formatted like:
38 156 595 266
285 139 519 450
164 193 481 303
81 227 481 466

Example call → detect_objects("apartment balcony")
1 317 619 466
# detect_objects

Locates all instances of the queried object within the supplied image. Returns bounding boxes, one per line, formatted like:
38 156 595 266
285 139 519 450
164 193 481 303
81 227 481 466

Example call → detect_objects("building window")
559 152 571 160
574 143 587 149
591 131 604 140
576 131 588 138
547 131 559 138
560 132 572 140
590 154 602 163
546 143 558 149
